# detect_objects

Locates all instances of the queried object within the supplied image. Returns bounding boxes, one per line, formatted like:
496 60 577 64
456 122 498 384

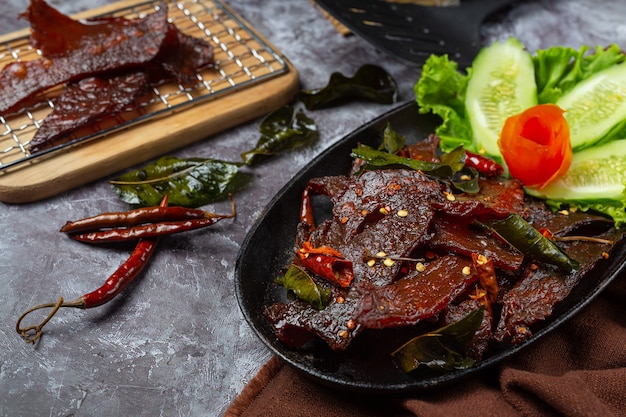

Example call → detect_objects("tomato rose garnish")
498 103 572 189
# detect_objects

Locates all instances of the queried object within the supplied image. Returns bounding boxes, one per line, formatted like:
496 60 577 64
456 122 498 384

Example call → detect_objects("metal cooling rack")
0 0 289 170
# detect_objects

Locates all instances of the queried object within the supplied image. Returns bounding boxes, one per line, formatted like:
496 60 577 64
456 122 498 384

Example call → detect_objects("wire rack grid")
0 0 289 170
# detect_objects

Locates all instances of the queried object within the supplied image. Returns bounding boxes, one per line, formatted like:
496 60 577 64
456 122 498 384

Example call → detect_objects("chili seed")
346 319 356 330
367 259 376 267
339 330 349 339
376 251 387 258
396 209 409 218
602 252 610 259
415 262 425 272
379 207 389 215
361 209 368 215
462 266 472 275
383 258 395 267
341 216 349 224
558 209 570 215
460 174 471 181
445 192 456 201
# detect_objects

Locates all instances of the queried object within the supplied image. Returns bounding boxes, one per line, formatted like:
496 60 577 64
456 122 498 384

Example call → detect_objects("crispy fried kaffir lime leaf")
110 156 250 207
391 308 484 373
241 105 318 166
351 144 479 193
275 264 331 311
299 64 398 110
379 122 405 154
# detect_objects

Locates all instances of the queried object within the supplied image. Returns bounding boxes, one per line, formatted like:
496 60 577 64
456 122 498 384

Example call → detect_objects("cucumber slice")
528 139 626 202
465 38 537 159
556 64 626 151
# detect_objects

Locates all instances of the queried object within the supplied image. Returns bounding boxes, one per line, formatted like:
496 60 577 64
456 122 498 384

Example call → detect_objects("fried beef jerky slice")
0 0 168 115
28 72 149 153
357 254 478 329
494 226 625 343
301 169 449 289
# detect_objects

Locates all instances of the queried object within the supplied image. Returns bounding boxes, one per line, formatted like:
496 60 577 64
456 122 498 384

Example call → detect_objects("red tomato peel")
498 104 572 190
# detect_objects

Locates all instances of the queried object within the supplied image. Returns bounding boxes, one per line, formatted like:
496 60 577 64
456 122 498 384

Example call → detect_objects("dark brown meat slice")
149 23 214 86
264 286 363 351
494 227 624 343
25 0 144 57
428 213 524 271
0 1 168 115
433 177 529 219
28 72 149 153
357 254 478 329
304 169 449 288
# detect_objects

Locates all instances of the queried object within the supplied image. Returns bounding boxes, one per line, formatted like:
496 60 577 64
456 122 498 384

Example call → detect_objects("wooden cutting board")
0 0 299 204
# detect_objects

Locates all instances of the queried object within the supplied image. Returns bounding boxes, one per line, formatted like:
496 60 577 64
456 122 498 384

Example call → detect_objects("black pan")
234 100 626 393
314 0 516 67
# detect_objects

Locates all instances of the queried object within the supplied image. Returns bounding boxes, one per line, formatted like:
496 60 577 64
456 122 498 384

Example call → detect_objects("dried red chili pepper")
296 241 354 287
15 195 168 344
472 253 498 304
60 204 217 233
61 196 236 243
464 151 504 177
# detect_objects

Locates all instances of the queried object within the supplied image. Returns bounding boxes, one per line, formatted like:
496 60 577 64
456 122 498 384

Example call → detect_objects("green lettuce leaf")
534 43 626 103
414 54 472 152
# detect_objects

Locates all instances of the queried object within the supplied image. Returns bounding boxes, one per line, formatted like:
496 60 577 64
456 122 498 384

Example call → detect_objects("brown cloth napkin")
225 276 626 417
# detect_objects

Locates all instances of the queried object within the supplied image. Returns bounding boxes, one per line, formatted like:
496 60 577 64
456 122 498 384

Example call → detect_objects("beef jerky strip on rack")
28 72 149 154
29 22 215 153
0 0 169 116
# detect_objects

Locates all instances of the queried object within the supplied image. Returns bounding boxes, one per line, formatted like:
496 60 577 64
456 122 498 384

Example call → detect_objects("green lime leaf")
299 64 398 110
110 156 250 207
379 122 405 154
351 144 479 193
241 105 318 166
391 308 484 373
275 264 331 311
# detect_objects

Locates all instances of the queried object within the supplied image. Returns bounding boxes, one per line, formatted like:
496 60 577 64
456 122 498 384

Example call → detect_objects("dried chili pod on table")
15 195 169 344
60 204 220 233
61 196 236 243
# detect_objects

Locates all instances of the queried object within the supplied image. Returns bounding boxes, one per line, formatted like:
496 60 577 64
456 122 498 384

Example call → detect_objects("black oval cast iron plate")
234 100 626 394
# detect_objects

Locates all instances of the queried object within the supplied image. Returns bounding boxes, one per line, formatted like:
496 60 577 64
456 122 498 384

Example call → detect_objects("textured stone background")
1 1 625 416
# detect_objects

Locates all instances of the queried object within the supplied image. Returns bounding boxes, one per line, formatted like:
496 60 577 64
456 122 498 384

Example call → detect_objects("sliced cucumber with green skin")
528 139 626 202
465 38 537 159
556 64 626 151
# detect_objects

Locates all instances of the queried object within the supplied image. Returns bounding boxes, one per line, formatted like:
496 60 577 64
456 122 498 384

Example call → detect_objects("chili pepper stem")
15 296 86 344
210 193 237 219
